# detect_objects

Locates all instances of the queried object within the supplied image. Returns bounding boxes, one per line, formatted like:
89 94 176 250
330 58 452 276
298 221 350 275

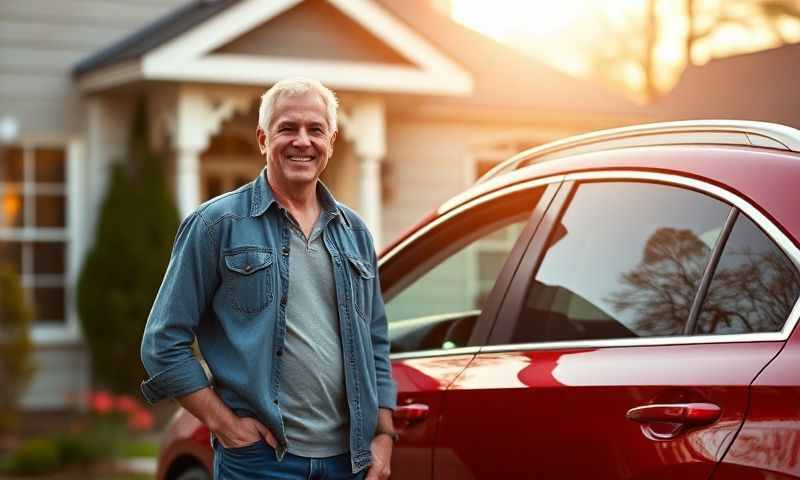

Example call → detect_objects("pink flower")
115 395 141 415
90 391 114 414
128 409 154 432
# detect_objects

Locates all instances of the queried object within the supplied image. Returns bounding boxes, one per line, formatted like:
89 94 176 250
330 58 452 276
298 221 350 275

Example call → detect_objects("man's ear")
329 130 337 155
256 127 268 155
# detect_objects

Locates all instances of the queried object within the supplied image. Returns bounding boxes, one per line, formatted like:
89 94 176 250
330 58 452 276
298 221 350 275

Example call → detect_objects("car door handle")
393 403 430 423
626 402 721 426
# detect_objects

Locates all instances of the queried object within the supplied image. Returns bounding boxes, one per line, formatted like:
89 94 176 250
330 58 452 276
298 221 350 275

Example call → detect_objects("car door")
380 180 559 480
435 172 800 479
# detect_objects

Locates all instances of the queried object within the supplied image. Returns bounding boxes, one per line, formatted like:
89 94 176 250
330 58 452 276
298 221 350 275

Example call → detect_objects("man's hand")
365 433 393 480
177 388 276 449
215 416 277 449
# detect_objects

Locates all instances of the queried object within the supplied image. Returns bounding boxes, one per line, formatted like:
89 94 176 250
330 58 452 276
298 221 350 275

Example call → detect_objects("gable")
214 0 414 66
75 0 472 95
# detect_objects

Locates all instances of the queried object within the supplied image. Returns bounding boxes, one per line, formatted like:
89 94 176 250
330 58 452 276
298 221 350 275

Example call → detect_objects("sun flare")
452 0 586 38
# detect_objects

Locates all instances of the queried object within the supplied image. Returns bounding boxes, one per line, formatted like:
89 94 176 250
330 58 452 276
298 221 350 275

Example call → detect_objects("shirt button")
276 349 283 356
244 265 252 272
273 399 279 405
282 247 289 256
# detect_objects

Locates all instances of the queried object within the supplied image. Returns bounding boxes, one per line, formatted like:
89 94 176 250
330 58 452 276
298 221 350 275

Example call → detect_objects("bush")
77 100 180 394
0 267 35 434
0 437 60 476
0 430 114 476
54 431 112 467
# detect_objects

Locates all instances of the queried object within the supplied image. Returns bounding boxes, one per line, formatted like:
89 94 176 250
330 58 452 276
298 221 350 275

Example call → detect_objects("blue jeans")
213 440 366 480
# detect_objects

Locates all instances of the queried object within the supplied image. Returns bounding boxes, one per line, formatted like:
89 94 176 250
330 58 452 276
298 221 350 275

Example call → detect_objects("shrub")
54 431 112 467
0 267 35 434
77 100 179 394
0 437 60 476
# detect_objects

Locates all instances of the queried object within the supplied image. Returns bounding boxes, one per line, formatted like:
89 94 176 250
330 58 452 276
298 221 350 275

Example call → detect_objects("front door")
380 182 554 479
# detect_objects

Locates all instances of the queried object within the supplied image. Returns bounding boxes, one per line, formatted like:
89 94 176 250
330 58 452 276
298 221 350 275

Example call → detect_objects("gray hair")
258 78 338 134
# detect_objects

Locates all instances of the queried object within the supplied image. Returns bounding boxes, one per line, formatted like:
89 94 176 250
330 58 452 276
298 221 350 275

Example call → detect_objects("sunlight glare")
452 0 584 38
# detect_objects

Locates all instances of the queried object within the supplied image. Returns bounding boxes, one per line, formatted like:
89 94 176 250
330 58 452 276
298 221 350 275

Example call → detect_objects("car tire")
176 466 211 480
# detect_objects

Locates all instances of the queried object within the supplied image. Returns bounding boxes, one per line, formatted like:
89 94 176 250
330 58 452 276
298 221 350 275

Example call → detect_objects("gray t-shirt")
279 211 349 457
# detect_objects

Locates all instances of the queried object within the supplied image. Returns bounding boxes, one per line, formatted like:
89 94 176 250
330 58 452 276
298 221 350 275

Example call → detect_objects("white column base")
359 156 382 247
176 148 201 219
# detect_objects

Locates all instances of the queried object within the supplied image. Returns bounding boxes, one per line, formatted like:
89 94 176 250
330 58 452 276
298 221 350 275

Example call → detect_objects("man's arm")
366 408 395 480
365 246 397 480
140 213 217 404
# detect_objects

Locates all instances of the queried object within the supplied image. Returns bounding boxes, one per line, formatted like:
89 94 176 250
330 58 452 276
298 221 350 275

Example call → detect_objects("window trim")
1 139 82 344
382 177 563 357
482 170 800 355
380 176 565 266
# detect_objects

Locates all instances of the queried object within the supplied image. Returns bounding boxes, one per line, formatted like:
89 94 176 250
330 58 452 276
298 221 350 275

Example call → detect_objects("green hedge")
0 267 35 434
77 100 179 394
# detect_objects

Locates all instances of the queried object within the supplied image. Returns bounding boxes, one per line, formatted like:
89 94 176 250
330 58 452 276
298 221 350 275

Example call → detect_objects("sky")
450 0 800 99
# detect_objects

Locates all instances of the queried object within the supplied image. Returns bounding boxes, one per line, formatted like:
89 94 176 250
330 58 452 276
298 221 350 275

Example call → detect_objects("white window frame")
1 137 82 344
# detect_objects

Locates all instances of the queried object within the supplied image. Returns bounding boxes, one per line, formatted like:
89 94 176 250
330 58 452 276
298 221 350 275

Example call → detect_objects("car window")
695 214 800 334
384 187 545 354
511 181 731 344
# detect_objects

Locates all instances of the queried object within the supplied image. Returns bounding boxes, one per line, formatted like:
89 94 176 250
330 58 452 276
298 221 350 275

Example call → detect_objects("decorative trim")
390 346 480 361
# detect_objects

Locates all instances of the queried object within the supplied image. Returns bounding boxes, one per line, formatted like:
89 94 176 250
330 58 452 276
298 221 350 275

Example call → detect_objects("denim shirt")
140 170 396 473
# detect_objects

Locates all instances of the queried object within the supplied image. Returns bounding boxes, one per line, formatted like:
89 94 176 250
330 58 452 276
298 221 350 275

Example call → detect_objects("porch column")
342 97 386 247
175 147 202 219
172 86 252 218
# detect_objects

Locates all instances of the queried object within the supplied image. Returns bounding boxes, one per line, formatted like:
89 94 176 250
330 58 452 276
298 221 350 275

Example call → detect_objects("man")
140 78 397 480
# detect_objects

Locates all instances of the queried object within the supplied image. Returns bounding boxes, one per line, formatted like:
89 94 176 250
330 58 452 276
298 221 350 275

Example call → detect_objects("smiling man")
140 78 397 480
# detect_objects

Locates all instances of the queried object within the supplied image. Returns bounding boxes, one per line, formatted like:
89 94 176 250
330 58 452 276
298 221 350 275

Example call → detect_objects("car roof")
380 121 800 260
437 143 800 246
477 120 800 183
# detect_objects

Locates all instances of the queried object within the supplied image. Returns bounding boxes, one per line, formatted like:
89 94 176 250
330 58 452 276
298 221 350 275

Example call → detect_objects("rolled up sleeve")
368 250 397 410
140 212 219 404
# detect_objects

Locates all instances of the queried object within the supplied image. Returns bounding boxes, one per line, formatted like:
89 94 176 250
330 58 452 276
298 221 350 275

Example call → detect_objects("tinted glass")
0 146 24 182
35 194 65 227
34 148 65 183
0 241 22 273
33 242 65 275
696 214 800 334
385 187 543 353
513 182 730 343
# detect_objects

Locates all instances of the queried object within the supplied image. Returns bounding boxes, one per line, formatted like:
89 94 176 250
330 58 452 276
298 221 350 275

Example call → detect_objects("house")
0 0 641 409
653 42 800 129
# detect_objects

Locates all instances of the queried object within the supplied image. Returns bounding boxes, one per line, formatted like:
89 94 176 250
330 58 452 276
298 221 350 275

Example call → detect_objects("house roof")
73 0 639 116
73 0 238 76
653 42 800 129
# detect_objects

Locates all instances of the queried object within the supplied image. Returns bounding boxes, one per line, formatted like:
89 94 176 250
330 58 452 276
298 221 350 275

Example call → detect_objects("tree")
77 100 179 394
587 0 800 100
0 267 35 434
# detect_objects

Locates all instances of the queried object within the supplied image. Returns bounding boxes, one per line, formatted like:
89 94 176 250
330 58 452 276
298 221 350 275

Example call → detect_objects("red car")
157 120 800 480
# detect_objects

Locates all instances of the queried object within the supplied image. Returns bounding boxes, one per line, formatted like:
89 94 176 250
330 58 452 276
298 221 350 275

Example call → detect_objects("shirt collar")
250 168 340 220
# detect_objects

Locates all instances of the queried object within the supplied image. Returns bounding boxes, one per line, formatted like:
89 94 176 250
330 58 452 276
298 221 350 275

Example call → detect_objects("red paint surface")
391 354 475 480
714 325 800 478
435 342 782 479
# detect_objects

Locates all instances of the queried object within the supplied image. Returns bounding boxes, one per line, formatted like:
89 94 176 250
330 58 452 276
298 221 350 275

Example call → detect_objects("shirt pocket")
345 255 375 322
223 247 274 315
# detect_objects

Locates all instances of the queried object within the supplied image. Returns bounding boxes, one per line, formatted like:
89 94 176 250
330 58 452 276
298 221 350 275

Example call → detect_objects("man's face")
258 91 336 190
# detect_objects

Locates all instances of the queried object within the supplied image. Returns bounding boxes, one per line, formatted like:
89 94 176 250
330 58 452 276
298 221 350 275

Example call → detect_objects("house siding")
0 0 189 137
0 0 189 410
